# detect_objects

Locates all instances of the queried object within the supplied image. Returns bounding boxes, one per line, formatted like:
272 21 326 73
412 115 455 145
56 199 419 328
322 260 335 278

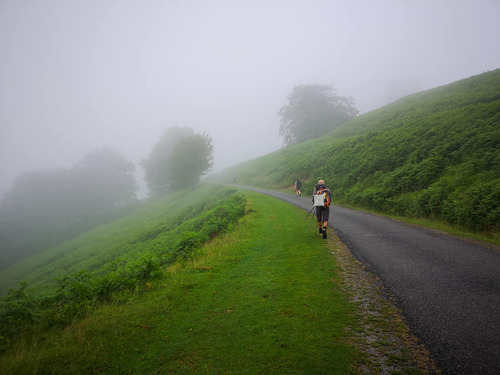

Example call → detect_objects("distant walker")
295 178 302 196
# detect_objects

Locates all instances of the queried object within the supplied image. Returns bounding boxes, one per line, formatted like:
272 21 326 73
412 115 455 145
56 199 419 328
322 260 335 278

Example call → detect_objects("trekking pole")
304 206 316 220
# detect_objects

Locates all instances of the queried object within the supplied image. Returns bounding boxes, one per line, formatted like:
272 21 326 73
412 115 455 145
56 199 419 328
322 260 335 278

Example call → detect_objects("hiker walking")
313 179 331 239
295 178 302 196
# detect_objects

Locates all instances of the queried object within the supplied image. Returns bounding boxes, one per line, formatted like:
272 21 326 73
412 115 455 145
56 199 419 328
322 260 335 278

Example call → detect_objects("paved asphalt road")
239 186 500 375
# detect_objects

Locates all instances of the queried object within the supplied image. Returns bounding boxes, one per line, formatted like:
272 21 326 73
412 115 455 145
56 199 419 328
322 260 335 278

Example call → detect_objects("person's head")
318 179 325 185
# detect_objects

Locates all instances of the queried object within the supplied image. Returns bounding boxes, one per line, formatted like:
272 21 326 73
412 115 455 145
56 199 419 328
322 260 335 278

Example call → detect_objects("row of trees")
1 83 348 268
0 128 214 268
0 148 138 268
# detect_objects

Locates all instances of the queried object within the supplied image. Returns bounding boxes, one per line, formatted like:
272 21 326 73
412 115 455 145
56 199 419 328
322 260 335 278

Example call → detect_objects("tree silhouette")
0 148 138 268
279 84 358 146
142 127 214 195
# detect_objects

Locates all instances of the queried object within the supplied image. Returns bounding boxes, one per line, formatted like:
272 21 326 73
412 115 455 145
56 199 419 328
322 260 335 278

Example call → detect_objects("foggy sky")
1 0 499 197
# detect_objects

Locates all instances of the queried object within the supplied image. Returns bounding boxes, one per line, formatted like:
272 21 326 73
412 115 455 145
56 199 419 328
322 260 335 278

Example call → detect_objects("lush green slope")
212 70 500 235
0 185 248 354
0 185 244 295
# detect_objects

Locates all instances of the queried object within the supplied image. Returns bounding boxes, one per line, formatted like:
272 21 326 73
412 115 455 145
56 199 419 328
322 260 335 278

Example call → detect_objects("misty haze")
1 0 499 198
0 1 499 373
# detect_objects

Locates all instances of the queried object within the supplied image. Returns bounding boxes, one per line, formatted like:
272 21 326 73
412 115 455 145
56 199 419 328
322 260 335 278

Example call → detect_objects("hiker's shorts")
316 206 330 222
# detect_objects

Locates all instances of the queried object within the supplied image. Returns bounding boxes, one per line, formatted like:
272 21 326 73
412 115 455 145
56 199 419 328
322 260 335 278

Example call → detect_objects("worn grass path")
1 191 435 374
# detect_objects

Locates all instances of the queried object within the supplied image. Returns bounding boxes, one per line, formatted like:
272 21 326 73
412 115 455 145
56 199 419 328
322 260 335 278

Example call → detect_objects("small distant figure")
295 178 302 196
313 179 331 239
233 176 237 184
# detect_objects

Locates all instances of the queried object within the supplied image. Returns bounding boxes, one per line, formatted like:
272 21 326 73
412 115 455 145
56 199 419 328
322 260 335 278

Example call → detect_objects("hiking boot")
322 227 327 239
318 229 322 237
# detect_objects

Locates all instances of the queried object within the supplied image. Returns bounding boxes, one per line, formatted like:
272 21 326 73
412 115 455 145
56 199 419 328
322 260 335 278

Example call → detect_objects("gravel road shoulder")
328 230 441 374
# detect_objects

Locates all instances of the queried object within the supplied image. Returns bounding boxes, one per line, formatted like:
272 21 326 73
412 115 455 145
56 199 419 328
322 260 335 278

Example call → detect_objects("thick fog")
1 0 499 197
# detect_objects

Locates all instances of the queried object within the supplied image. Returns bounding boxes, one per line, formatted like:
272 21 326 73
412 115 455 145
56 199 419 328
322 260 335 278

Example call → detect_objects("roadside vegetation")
0 189 436 374
211 70 500 243
0 186 245 349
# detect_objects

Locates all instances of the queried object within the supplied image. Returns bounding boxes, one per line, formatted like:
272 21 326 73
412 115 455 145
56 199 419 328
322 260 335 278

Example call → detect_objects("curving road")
239 186 500 375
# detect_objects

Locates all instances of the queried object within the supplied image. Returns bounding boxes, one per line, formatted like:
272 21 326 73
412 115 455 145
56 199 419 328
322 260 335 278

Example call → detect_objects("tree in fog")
279 84 359 146
0 169 73 267
0 148 137 268
73 148 138 211
142 127 214 195
166 132 214 190
141 127 193 196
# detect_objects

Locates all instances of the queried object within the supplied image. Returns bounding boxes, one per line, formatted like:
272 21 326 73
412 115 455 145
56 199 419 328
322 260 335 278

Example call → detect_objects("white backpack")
313 194 325 207
313 188 331 207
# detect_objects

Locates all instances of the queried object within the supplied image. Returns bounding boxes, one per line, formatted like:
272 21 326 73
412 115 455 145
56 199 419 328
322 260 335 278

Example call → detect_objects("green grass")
0 185 243 295
0 191 361 374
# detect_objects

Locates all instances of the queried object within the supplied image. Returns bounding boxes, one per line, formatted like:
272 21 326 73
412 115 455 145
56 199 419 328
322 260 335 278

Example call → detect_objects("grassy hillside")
0 185 247 355
211 70 500 237
0 189 436 374
0 185 244 296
